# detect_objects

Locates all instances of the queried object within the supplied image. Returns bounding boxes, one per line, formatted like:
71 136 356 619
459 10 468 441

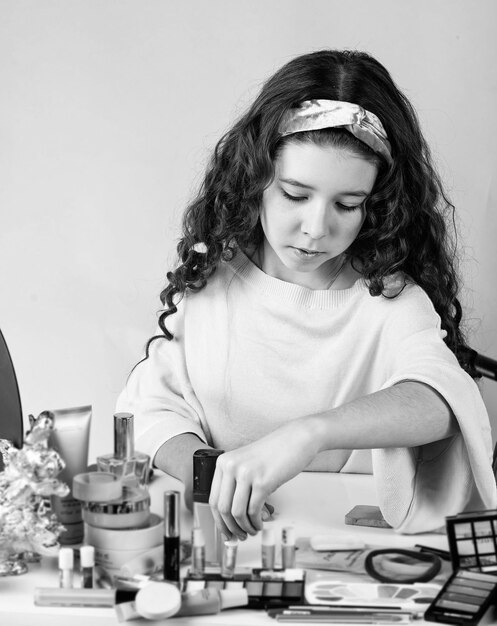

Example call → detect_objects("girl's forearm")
310 380 458 452
154 432 210 483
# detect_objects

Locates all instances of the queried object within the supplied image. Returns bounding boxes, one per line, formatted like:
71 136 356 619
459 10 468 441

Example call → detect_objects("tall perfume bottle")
193 449 224 567
97 412 150 486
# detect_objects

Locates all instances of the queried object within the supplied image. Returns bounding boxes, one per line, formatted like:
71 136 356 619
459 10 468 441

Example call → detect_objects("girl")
117 49 496 537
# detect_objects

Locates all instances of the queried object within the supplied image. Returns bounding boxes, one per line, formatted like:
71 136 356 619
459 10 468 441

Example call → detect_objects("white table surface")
0 471 450 626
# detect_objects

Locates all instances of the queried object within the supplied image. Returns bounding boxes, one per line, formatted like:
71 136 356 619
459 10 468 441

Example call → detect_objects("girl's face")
259 140 378 289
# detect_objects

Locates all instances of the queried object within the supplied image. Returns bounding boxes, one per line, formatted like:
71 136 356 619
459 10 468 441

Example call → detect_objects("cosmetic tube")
34 587 136 608
45 405 92 544
262 525 276 569
58 547 74 588
281 526 296 569
80 545 95 588
193 449 224 567
163 490 180 586
117 583 249 621
221 538 238 578
191 527 206 578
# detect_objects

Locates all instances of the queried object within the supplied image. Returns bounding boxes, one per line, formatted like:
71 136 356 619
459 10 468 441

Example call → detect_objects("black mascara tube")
163 490 180 586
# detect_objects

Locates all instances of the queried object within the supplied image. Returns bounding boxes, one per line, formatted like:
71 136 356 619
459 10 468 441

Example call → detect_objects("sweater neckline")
227 249 368 309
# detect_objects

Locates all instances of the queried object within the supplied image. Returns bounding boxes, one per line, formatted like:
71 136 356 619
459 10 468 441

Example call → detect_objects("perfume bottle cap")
135 581 181 619
219 587 249 609
113 412 134 459
58 547 74 569
192 449 224 503
79 545 95 567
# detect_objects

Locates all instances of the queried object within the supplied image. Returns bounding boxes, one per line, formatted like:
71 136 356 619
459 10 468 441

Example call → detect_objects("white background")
1 0 496 461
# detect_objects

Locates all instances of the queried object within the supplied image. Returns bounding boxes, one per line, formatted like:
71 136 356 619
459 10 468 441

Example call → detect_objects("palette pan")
305 572 441 609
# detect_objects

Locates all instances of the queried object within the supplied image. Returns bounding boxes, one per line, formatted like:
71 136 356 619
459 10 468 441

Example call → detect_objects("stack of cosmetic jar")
72 413 162 575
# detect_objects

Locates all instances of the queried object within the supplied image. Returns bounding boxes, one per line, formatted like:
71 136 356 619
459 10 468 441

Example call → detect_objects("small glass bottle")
97 412 150 486
58 547 74 588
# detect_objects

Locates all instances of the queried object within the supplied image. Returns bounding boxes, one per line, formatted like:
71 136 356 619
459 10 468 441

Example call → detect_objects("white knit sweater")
117 250 497 533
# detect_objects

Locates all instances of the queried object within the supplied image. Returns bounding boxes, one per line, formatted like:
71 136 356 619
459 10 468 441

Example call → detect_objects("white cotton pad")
135 581 182 620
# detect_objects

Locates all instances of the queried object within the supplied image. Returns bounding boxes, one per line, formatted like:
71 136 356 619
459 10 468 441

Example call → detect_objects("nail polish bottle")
192 449 224 568
97 413 150 486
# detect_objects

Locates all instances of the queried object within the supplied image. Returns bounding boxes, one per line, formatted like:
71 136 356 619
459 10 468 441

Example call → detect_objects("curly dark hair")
142 49 471 371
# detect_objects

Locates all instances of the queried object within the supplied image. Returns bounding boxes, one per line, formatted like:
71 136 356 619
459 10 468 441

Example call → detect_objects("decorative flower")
0 413 69 566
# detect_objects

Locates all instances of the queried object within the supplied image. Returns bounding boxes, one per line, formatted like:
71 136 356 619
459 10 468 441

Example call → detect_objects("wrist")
302 413 330 454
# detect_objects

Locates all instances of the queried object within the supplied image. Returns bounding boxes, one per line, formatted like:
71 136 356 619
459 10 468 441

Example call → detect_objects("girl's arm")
154 433 213 510
209 380 457 540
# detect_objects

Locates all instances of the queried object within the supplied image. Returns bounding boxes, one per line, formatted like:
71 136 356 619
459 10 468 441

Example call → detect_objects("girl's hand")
208 416 320 540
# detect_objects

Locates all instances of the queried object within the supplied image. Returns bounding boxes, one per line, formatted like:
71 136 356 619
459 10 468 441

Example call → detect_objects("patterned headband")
278 99 393 165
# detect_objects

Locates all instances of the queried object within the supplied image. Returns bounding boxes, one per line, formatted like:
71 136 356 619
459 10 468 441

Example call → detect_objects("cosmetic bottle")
163 490 180 587
97 413 150 486
261 525 276 569
192 449 224 567
281 526 296 569
58 547 74 589
221 538 238 578
80 545 95 588
191 527 206 578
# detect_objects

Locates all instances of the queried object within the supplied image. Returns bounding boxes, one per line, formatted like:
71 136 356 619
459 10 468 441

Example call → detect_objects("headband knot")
278 99 392 165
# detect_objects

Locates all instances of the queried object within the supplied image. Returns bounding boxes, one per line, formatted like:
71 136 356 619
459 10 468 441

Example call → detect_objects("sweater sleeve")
371 283 497 534
116 300 208 465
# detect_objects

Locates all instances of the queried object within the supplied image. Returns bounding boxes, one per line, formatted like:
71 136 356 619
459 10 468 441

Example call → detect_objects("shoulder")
364 272 443 337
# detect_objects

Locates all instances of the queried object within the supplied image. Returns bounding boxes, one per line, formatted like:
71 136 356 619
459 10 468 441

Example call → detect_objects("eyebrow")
279 177 369 197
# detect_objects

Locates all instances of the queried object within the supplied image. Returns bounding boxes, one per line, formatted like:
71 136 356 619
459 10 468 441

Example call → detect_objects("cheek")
341 212 366 242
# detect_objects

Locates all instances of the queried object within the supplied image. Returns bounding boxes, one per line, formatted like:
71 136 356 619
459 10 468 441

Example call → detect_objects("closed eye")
336 202 363 212
281 189 307 203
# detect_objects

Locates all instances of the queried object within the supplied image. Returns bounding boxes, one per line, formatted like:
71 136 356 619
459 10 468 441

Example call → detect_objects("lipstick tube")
163 490 180 586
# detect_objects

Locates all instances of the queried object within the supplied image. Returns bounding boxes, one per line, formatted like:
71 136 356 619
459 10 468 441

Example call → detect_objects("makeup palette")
304 570 440 611
424 569 497 625
446 510 497 573
183 568 305 610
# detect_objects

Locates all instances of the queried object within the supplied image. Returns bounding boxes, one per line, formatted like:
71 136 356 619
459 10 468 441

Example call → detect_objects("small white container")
84 513 163 550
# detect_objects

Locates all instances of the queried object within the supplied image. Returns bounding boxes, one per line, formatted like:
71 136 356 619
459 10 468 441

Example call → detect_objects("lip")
291 246 324 255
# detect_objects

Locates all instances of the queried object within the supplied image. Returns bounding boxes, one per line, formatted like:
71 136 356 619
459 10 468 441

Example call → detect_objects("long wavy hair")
142 49 471 371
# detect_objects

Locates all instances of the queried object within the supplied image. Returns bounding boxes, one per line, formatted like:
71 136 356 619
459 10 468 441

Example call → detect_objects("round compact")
135 581 182 620
84 513 163 550
73 472 123 502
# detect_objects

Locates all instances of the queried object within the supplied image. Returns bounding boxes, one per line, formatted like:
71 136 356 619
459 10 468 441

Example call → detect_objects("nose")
300 201 330 240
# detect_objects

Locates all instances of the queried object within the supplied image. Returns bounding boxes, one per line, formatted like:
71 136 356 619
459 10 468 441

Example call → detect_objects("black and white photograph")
1 1 497 624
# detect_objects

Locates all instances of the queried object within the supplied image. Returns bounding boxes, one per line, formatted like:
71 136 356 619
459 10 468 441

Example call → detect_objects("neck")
255 245 347 291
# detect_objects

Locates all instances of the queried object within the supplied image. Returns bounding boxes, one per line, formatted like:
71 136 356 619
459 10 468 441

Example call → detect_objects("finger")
230 480 258 536
209 467 234 540
261 502 275 522
216 476 248 541
247 486 266 532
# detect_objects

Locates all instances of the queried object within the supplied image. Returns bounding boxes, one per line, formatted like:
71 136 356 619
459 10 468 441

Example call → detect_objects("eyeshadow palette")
183 568 305 610
304 571 440 611
424 569 497 625
446 510 497 572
